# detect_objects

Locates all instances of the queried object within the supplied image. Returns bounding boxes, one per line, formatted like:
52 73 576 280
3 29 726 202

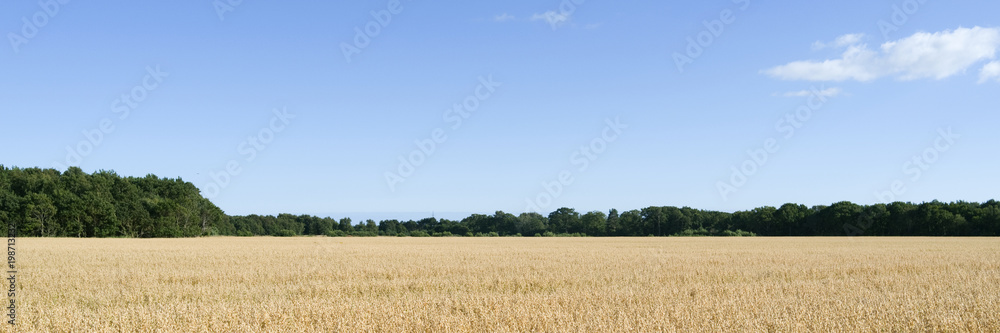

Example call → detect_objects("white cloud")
812 33 866 50
764 27 1000 82
494 13 515 22
531 11 571 29
979 61 1000 83
782 87 843 98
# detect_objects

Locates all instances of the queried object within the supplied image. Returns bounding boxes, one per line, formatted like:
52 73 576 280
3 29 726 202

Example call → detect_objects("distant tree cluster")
1 166 998 237
0 166 225 237
267 201 996 238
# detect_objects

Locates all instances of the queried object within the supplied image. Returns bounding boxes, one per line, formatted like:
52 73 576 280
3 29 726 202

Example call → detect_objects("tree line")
0 166 224 237
1 166 998 237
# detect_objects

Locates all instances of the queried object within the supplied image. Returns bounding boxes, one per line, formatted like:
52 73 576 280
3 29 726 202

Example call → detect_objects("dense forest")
0 166 226 237
1 166 998 237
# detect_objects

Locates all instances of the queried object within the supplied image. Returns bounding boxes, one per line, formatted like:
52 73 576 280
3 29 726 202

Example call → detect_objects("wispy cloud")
979 61 1000 83
763 27 1000 82
495 11 596 30
493 13 515 22
780 87 843 98
531 10 571 29
811 33 865 50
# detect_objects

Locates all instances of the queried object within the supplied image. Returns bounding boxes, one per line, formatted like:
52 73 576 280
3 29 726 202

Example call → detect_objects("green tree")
605 209 620 236
364 219 378 233
339 217 353 232
462 214 491 234
85 171 120 237
580 211 607 236
640 207 665 236
490 211 518 236
817 202 861 235
198 198 227 235
548 208 580 234
516 212 547 236
619 210 642 236
913 201 965 236
972 201 999 236
749 206 777 236
379 219 400 236
775 203 808 235
0 176 18 233
661 207 689 235
850 203 889 236
24 193 56 236
886 202 917 235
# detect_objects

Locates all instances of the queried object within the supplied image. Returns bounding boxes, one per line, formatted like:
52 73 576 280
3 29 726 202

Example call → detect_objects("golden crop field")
10 237 1000 332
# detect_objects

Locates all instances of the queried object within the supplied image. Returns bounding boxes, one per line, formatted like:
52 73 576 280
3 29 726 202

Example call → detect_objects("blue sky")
2 0 998 220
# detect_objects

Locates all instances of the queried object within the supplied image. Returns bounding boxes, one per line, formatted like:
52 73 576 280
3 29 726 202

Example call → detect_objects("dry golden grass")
9 237 1000 332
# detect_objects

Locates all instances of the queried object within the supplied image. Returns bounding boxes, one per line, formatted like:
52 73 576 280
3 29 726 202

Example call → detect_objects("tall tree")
548 208 580 234
581 211 607 236
619 210 643 236
339 217 353 232
24 193 56 236
605 209 620 236
775 203 808 236
516 212 547 236
641 207 666 236
490 211 518 235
